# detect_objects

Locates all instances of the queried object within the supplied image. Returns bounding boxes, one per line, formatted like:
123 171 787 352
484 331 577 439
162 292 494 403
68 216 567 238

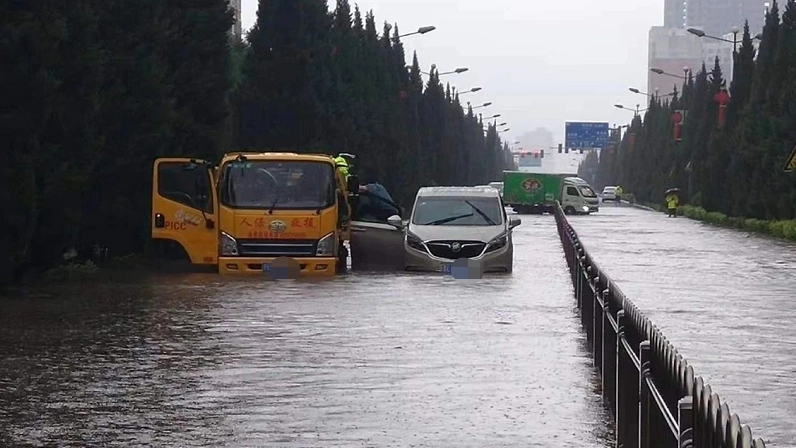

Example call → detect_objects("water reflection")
1 217 614 447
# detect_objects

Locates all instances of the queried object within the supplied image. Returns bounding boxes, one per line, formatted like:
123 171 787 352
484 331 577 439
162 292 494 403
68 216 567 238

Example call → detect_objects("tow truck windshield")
220 160 335 210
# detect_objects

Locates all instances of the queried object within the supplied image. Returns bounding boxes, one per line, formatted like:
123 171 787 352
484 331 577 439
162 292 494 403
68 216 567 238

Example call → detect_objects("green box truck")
503 171 599 215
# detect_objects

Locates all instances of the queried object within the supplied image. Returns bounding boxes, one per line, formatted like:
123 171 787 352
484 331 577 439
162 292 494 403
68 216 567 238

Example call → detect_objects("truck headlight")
317 232 336 256
220 231 238 256
405 231 426 253
582 205 590 213
486 233 508 253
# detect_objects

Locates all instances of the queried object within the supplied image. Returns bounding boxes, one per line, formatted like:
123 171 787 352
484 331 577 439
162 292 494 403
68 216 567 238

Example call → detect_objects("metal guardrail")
554 203 766 448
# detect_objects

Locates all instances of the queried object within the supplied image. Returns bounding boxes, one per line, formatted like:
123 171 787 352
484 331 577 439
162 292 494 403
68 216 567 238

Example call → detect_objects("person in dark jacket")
356 180 401 222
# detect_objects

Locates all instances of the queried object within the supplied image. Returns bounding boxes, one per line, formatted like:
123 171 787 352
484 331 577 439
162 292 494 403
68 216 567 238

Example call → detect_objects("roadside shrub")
705 211 728 225
743 218 768 233
679 205 707 220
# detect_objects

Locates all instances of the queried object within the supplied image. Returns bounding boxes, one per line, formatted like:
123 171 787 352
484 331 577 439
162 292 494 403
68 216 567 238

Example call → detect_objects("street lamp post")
614 104 648 115
458 87 482 95
687 26 764 74
650 67 691 80
483 122 507 129
421 64 469 76
397 25 436 39
687 26 744 53
629 87 676 98
470 102 492 110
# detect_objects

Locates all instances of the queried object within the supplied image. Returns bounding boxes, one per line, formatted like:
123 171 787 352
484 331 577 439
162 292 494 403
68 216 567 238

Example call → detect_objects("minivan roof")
416 186 501 198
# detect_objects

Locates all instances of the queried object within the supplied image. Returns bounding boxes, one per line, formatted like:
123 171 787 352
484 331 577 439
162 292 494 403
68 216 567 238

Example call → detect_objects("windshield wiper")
465 200 496 225
268 188 283 214
425 213 474 225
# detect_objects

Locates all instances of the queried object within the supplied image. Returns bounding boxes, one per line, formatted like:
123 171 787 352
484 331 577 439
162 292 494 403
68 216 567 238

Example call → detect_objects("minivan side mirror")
509 216 522 229
387 214 404 229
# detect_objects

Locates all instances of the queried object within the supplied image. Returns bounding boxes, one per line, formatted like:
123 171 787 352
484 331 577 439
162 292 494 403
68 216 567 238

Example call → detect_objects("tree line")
0 0 514 283
590 0 796 220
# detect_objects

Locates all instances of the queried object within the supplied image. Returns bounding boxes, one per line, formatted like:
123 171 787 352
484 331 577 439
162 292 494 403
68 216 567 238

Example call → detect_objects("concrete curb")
620 200 657 212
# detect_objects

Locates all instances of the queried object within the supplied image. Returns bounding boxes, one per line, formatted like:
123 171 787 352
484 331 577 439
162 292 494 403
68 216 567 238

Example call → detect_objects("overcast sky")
240 0 665 146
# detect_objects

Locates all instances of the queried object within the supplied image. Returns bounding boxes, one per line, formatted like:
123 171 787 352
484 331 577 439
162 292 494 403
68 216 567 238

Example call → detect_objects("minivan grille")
426 240 485 259
237 239 317 257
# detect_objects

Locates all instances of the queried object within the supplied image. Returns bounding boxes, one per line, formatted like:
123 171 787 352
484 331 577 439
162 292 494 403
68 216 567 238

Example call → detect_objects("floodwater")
569 203 796 448
0 215 613 447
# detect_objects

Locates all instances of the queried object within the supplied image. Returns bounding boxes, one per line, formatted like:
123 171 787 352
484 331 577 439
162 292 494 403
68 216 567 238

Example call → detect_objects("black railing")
554 202 766 448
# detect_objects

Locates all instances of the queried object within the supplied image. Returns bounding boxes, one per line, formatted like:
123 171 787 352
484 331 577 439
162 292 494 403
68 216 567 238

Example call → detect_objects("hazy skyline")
240 0 665 145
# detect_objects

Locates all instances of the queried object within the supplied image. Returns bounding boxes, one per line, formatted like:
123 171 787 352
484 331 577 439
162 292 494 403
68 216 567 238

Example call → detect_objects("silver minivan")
387 186 521 273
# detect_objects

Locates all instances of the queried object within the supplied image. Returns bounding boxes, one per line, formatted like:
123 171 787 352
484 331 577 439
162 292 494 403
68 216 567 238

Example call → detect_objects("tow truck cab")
151 152 358 276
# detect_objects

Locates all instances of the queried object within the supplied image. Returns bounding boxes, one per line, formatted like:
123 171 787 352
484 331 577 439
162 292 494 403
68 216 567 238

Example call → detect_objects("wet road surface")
569 203 796 448
0 215 613 447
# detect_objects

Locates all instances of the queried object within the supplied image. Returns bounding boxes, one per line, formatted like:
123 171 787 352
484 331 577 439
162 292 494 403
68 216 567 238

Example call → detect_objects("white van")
561 177 600 214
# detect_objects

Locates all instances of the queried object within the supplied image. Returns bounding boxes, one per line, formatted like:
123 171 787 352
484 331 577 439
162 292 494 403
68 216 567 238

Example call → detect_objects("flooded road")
0 215 613 447
569 203 796 448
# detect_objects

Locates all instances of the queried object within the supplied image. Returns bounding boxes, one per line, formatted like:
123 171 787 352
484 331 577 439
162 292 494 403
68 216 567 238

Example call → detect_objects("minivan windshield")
220 160 335 210
412 196 504 226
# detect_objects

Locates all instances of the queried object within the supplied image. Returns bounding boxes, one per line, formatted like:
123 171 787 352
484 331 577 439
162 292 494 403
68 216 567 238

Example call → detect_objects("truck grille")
237 239 317 257
426 240 485 259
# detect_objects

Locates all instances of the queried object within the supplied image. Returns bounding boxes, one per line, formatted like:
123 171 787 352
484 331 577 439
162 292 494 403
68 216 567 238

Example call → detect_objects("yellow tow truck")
150 152 360 276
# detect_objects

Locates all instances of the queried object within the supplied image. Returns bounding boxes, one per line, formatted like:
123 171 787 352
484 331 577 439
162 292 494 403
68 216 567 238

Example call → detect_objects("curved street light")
629 87 676 98
687 26 761 53
471 101 492 109
421 65 469 76
614 104 648 114
397 25 436 38
650 67 690 80
458 87 482 95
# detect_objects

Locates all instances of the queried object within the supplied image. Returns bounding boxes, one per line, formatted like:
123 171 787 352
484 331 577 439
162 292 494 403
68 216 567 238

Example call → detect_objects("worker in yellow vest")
334 155 353 226
665 192 679 217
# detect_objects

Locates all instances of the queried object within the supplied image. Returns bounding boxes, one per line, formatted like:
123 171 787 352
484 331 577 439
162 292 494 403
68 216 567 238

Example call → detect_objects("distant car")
387 186 521 274
602 186 619 202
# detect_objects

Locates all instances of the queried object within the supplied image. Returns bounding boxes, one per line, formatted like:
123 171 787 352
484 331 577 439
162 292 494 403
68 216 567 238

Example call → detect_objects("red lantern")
714 88 730 129
671 110 683 141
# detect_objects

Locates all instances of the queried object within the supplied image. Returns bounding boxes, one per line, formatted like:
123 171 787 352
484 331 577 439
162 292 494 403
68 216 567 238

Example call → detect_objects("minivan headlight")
405 231 426 253
317 232 336 256
486 232 508 253
220 231 238 256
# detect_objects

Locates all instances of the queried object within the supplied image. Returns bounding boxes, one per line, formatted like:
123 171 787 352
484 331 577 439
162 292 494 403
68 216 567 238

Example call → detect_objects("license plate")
263 263 271 272
442 263 452 274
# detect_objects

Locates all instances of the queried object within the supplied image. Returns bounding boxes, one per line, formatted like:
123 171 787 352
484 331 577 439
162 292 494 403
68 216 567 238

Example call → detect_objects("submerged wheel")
336 241 349 273
564 206 576 215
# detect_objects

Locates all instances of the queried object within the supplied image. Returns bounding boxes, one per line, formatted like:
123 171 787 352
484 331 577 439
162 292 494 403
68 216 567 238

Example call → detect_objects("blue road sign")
565 122 609 149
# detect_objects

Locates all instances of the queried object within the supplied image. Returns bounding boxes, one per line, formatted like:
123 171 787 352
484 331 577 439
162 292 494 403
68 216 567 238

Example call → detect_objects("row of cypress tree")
0 0 514 283
237 0 515 208
587 0 796 220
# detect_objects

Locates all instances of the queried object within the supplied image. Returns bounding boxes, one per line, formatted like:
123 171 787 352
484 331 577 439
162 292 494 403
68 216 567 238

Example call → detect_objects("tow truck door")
151 158 218 265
